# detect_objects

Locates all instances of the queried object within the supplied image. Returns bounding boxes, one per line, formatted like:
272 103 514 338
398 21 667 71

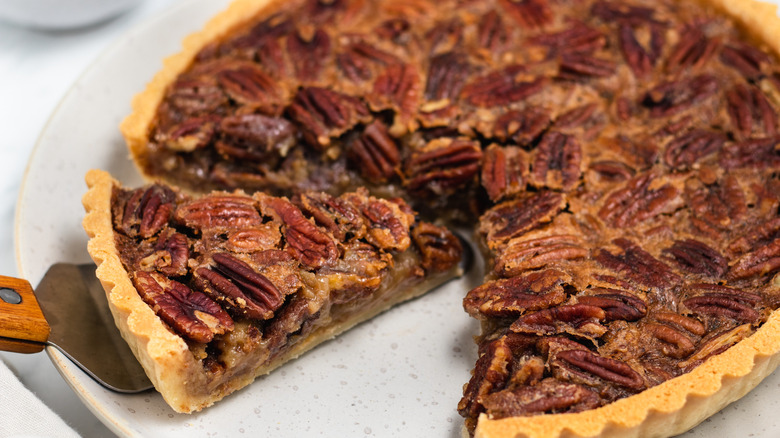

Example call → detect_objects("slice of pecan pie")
108 0 780 435
82 169 462 413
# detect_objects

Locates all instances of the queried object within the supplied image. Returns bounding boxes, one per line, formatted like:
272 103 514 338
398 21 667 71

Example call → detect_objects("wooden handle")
0 275 50 353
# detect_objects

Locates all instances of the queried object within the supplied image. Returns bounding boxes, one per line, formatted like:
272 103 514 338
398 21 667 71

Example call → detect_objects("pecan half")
498 0 552 29
666 26 718 73
196 253 285 320
288 86 371 149
530 131 582 190
286 27 331 82
726 83 777 140
368 63 421 134
480 191 566 249
164 78 227 117
553 349 645 391
476 10 509 54
293 191 365 241
589 160 635 182
728 218 780 256
175 194 261 231
347 120 400 183
663 129 726 170
719 137 780 169
595 238 681 290
461 65 547 108
641 75 718 118
679 324 753 371
577 291 647 322
720 42 771 80
458 333 536 429
424 51 471 102
458 334 515 421
225 225 282 253
481 378 600 419
138 229 190 277
481 144 529 202
226 13 293 53
683 291 761 324
663 239 728 277
337 41 398 83
591 1 657 25
653 311 706 337
217 62 285 114
426 17 464 55
618 23 661 77
344 192 413 252
411 221 462 272
133 271 233 344
262 196 339 269
491 108 550 146
510 304 606 339
216 114 296 162
156 115 220 152
463 269 571 319
403 138 482 196
644 322 696 359
531 21 605 56
559 53 616 80
320 241 390 304
728 239 780 280
495 234 588 278
686 175 746 239
119 185 176 238
598 171 680 228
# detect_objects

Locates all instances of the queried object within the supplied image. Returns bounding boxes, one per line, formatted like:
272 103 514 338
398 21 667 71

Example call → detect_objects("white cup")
0 0 143 29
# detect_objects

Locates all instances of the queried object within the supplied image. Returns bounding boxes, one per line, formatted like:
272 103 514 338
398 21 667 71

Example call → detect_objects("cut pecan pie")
82 169 462 412
92 0 780 435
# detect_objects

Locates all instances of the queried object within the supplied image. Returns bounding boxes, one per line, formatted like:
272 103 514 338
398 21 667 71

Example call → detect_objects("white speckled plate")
14 0 780 436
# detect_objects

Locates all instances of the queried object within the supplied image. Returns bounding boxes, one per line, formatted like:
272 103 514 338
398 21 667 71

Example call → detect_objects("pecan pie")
82 169 462 412
97 0 780 435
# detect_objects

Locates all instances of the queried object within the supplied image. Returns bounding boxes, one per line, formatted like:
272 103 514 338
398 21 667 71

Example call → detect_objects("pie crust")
110 0 780 435
82 169 462 413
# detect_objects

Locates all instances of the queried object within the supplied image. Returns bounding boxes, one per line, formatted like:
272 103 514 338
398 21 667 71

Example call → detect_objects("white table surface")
0 1 182 436
2 1 780 437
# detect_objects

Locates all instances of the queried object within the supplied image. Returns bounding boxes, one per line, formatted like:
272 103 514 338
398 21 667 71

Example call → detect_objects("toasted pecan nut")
288 86 371 149
663 239 728 277
262 196 339 269
464 269 572 319
461 65 547 108
577 292 647 322
133 270 233 344
510 304 607 339
404 137 482 196
196 253 285 320
118 185 177 239
479 191 566 249
411 221 462 272
481 145 529 203
175 194 262 231
554 349 645 391
347 120 401 183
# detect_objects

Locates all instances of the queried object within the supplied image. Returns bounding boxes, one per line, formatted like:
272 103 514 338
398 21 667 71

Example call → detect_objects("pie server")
0 263 152 393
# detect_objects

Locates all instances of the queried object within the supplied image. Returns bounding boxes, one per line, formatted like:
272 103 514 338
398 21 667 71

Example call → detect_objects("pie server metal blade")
0 263 152 393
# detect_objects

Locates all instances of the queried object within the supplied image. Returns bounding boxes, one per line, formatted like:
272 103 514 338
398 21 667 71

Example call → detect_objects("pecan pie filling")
107 180 461 401
109 0 780 434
